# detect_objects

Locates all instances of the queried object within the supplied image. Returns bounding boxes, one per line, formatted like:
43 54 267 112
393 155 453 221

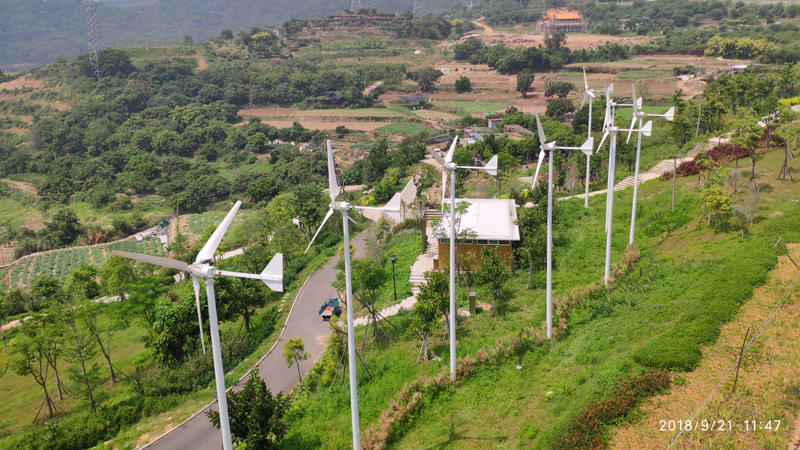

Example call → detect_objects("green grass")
278 147 800 449
183 209 255 237
618 70 672 79
375 122 433 137
433 101 510 115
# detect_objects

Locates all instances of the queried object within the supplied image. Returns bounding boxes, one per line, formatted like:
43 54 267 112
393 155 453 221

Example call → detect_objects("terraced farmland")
3 238 165 288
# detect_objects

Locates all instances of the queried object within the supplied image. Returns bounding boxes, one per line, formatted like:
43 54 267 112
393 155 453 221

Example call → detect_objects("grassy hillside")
279 146 800 449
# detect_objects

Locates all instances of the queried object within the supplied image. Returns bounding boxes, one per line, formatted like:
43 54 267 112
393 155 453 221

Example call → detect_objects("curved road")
140 232 368 450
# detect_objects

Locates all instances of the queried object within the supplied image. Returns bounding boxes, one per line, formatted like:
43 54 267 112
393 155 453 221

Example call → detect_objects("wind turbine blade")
626 115 637 144
587 90 596 98
260 253 283 292
427 147 446 165
631 83 637 115
192 276 206 355
583 67 589 90
445 137 457 163
532 149 545 191
580 93 588 110
112 250 190 272
196 201 242 263
484 155 498 176
596 131 609 153
441 169 447 211
535 113 547 147
326 140 340 202
663 107 675 122
580 137 594 156
304 208 335 254
641 120 653 137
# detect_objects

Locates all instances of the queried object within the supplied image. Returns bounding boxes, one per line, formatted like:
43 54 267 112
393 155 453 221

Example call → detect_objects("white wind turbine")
428 137 498 381
625 84 674 245
304 140 402 450
113 201 284 450
595 87 652 285
534 114 593 339
578 68 607 208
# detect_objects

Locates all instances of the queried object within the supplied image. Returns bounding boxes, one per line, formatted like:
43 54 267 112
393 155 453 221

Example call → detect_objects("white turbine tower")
578 67 606 208
596 88 652 285
113 201 284 450
304 140 404 450
428 137 498 381
533 114 593 339
625 84 674 245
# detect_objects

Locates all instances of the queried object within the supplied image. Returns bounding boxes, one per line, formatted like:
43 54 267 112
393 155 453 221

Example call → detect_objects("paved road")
141 232 368 450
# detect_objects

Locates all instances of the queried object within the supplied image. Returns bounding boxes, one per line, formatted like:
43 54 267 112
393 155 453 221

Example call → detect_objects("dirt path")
609 244 800 450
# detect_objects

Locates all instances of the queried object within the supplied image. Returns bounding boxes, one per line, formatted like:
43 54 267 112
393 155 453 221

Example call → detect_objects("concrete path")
139 232 368 450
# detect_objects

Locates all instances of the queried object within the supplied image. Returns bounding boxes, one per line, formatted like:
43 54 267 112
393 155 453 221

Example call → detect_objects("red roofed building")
541 8 588 33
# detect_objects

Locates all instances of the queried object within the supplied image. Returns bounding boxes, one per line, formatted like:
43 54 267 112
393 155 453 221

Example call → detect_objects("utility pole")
83 0 103 80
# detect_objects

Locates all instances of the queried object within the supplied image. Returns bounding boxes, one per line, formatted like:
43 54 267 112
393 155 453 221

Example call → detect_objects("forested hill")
0 0 459 69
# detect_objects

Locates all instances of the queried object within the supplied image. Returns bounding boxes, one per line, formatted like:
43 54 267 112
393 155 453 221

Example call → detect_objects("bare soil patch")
2 178 38 196
0 76 44 92
194 54 209 71
610 244 800 450
235 119 394 131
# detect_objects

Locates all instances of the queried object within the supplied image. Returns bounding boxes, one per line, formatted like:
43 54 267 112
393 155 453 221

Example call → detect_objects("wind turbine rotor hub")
190 264 217 278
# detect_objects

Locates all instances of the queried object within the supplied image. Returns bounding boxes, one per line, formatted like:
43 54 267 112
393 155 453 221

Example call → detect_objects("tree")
207 369 289 449
409 67 442 92
283 337 310 383
149 292 201 367
544 81 575 99
58 297 101 413
474 247 510 316
731 112 763 189
517 70 535 98
515 187 555 289
495 152 518 198
82 300 128 384
292 184 327 244
99 256 135 302
47 208 83 247
454 76 472 94
11 321 57 420
333 258 389 345
545 98 575 120
701 169 733 228
412 271 448 364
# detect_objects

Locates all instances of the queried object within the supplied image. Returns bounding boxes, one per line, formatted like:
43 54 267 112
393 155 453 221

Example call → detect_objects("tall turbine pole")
83 0 102 80
205 278 233 450
448 167 456 379
585 98 592 208
342 210 361 450
604 129 617 285
546 148 553 338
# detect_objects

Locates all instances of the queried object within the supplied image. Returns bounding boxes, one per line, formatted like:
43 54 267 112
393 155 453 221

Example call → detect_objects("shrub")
550 369 670 450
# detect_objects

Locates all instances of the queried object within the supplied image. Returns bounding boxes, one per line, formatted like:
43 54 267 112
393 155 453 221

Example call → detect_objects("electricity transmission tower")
351 0 363 11
0 31 10 74
413 0 424 18
83 0 102 80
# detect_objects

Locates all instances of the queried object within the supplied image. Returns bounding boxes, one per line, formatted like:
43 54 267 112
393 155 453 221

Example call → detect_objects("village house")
435 198 520 271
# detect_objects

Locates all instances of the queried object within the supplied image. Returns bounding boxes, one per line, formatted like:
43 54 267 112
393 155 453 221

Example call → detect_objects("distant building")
503 124 536 140
306 91 346 108
487 118 502 129
399 94 429 104
541 8 588 34
436 198 520 270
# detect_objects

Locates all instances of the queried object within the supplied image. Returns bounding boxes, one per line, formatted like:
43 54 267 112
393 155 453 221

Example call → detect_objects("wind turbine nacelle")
663 107 675 122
